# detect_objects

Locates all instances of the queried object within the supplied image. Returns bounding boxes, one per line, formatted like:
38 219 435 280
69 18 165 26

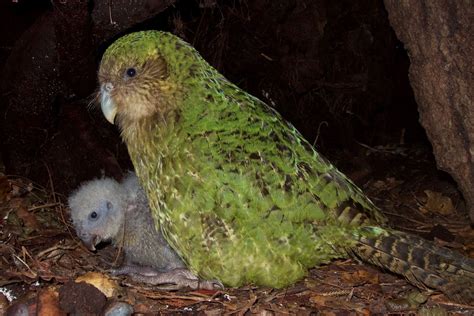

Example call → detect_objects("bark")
384 0 474 221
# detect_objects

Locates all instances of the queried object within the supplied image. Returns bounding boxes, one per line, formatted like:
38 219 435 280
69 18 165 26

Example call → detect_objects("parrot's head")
98 31 212 136
68 178 128 251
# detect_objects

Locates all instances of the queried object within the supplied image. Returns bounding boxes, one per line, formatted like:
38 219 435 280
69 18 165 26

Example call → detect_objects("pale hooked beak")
100 82 117 124
80 232 102 251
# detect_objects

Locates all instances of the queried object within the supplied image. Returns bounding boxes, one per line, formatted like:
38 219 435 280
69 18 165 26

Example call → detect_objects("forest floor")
0 144 473 315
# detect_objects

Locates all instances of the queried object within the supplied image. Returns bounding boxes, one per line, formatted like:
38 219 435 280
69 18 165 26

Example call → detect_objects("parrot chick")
68 173 222 290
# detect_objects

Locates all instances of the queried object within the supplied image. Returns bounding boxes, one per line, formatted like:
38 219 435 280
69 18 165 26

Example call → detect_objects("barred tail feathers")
350 227 474 304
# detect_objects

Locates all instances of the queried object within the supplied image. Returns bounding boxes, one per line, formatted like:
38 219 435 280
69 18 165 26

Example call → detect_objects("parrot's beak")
100 83 117 124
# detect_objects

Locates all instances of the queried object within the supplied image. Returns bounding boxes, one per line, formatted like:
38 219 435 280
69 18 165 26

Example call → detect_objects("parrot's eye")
125 68 137 78
89 211 99 220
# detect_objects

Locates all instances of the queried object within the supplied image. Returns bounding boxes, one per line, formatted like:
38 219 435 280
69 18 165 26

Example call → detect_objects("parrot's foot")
111 266 223 290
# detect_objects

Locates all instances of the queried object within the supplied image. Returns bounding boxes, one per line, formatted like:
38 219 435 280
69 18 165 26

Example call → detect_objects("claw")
198 279 224 290
110 265 224 290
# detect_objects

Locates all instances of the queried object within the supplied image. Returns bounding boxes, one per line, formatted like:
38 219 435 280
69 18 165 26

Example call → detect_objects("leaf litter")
0 144 473 315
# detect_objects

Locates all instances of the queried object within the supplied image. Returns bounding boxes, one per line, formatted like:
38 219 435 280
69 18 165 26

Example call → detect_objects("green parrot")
98 31 473 303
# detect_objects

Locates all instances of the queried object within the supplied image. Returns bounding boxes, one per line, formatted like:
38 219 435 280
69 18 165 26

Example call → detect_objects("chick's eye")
125 68 136 78
89 211 99 220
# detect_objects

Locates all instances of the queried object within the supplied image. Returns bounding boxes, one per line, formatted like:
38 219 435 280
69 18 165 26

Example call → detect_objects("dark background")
0 0 435 197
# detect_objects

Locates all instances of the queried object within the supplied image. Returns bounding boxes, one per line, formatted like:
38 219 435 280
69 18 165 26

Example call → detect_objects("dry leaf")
0 175 11 202
204 308 225 316
340 269 379 286
10 198 41 231
372 177 403 191
420 190 455 215
310 294 332 306
75 272 119 298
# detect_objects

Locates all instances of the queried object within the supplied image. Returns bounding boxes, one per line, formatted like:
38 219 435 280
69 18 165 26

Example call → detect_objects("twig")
313 121 328 147
28 203 60 212
310 273 346 291
356 141 406 155
133 285 224 302
108 0 116 25
59 202 76 240
430 293 474 309
12 254 35 276
382 210 430 227
43 162 57 204
347 287 355 301
318 289 352 297
36 243 77 260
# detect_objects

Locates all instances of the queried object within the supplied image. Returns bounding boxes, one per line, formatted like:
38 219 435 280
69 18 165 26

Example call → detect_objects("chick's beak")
81 234 102 251
100 82 117 124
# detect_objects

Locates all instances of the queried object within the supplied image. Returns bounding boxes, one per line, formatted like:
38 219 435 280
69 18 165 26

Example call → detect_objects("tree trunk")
384 0 474 222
